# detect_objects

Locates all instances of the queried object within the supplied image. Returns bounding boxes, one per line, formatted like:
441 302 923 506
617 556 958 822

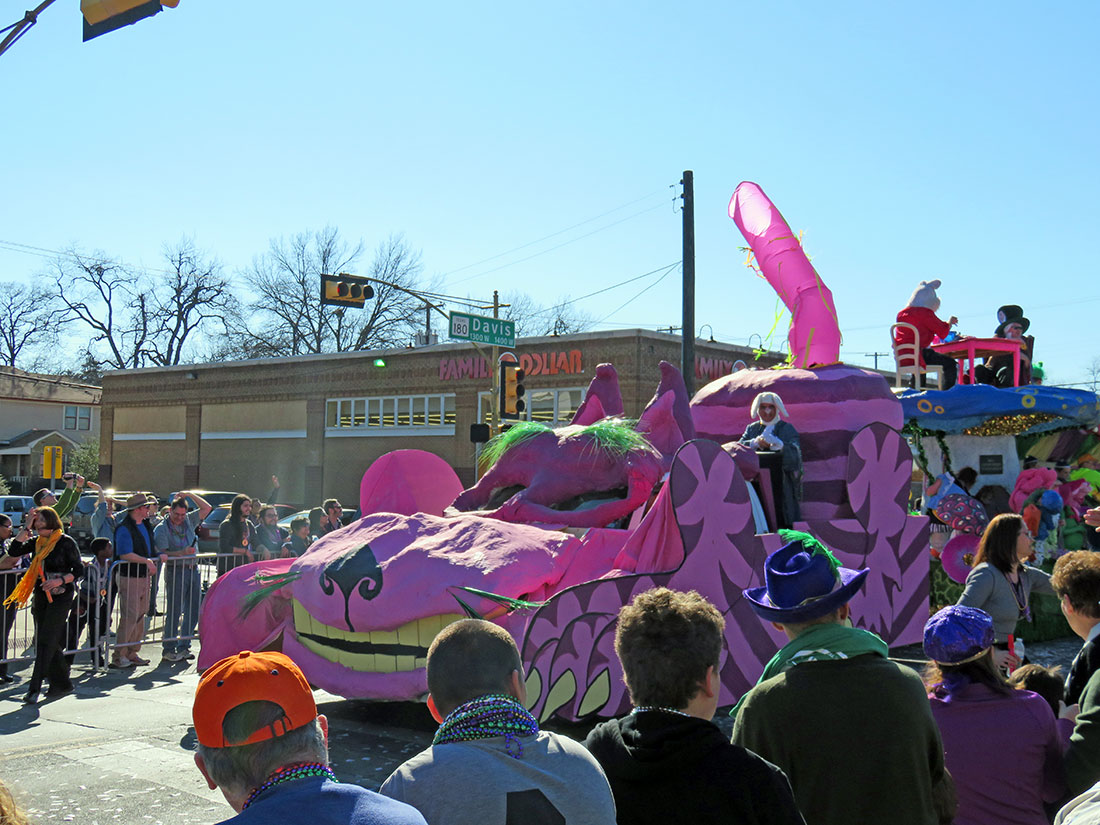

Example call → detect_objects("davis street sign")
449 312 516 347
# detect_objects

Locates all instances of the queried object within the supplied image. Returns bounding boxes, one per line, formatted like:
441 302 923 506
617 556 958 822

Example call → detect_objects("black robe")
740 419 803 527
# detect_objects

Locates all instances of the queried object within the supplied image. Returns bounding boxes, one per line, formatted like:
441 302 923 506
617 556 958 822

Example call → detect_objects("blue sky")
2 2 1097 385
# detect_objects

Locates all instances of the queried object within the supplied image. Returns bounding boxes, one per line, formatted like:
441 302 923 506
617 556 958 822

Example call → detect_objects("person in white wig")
739 392 802 528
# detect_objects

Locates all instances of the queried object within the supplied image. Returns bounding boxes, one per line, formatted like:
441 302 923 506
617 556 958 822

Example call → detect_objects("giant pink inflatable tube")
729 182 841 368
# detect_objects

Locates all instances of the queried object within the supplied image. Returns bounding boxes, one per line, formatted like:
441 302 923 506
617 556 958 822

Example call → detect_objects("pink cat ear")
571 363 623 424
636 391 686 463
570 394 607 426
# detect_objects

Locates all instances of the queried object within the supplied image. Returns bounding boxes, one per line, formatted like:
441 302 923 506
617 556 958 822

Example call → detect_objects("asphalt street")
0 651 439 825
0 637 1081 824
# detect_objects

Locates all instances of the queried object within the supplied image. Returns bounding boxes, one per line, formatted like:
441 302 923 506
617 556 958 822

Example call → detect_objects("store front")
99 329 779 506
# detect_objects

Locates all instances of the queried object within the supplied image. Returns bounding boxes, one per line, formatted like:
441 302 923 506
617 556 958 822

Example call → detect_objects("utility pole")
864 351 890 370
492 290 501 435
681 171 696 396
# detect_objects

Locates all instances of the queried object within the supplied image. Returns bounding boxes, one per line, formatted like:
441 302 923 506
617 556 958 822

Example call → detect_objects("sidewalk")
0 648 436 825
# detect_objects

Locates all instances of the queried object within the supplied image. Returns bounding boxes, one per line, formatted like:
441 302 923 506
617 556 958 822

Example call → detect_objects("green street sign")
449 312 515 347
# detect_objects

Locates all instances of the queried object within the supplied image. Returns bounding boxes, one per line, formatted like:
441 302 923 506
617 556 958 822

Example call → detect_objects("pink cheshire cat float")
198 182 929 722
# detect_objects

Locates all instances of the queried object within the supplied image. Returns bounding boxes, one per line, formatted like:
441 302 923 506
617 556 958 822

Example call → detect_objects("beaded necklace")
1006 570 1032 621
631 706 692 718
241 762 337 810
432 694 539 759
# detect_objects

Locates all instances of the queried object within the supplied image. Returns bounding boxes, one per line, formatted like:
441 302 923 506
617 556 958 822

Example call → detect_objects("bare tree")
233 228 427 357
0 281 62 367
344 235 428 350
232 226 362 357
53 250 152 370
501 291 595 337
1087 357 1100 392
145 239 238 366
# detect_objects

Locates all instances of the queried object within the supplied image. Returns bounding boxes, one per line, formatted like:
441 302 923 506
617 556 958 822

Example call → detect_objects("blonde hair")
750 392 788 420
0 781 30 825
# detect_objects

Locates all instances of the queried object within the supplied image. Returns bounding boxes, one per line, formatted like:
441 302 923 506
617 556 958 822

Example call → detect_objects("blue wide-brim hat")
924 605 994 665
743 532 869 623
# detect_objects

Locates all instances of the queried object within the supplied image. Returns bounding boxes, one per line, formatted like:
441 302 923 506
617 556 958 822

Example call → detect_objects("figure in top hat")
975 305 1033 388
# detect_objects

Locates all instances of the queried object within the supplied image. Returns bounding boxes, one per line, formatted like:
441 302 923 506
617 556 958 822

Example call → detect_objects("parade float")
197 181 1098 720
901 382 1100 639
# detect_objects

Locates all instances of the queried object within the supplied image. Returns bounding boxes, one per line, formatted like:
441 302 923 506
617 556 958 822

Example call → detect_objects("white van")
1 496 35 528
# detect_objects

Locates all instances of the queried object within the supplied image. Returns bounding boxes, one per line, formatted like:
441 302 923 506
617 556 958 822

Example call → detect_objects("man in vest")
111 493 159 669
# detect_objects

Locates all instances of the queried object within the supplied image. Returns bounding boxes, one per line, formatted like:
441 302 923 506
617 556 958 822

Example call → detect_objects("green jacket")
54 485 81 521
732 654 946 825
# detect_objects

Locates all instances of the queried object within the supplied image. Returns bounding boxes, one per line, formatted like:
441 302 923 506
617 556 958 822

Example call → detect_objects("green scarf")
729 622 889 718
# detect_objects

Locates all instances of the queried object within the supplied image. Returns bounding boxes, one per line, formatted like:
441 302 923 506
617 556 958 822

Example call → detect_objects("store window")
64 406 92 431
326 394 456 435
478 387 586 426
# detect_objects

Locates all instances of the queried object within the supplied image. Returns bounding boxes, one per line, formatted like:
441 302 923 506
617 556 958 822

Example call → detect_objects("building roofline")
102 328 783 377
0 366 101 393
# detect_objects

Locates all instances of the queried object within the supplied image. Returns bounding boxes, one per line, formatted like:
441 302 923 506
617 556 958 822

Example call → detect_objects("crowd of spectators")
6 483 1100 824
0 474 346 685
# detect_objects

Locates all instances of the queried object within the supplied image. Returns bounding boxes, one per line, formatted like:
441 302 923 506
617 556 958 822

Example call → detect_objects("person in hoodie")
585 587 804 825
894 279 959 389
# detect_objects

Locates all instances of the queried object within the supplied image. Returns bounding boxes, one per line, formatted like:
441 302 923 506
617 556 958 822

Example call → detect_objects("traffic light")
500 362 525 420
320 273 374 309
81 0 179 43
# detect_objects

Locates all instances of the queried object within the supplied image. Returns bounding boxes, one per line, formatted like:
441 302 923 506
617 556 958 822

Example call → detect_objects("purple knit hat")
923 606 994 665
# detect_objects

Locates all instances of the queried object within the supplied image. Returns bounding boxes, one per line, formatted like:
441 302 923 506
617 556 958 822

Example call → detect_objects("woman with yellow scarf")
3 506 84 704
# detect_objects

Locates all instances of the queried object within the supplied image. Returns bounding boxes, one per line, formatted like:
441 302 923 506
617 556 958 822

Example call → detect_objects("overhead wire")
594 264 679 325
443 200 671 287
511 262 682 324
0 238 185 278
436 189 668 282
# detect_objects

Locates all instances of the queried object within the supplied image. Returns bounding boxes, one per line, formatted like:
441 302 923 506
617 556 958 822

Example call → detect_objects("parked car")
68 490 139 550
68 493 100 549
277 509 311 532
1 496 34 529
196 504 231 554
169 490 244 509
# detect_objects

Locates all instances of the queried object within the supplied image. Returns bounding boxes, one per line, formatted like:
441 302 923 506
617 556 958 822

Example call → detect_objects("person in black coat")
1051 551 1100 705
585 587 804 825
739 391 803 528
4 506 83 704
218 494 256 577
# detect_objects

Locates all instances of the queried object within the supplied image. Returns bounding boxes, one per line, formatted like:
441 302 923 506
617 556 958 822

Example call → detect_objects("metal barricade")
103 553 235 666
1 552 247 675
1 566 34 673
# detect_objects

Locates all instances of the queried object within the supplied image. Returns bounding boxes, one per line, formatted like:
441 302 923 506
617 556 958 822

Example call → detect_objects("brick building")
98 329 781 506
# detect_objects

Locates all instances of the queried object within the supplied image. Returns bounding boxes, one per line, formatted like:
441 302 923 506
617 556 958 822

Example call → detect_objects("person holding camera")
32 473 85 524
2 506 84 704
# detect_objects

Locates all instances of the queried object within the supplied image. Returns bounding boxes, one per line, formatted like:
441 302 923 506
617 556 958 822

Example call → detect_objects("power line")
443 200 671 287
437 189 668 282
514 261 682 324
594 264 679 325
0 238 185 279
842 298 1100 334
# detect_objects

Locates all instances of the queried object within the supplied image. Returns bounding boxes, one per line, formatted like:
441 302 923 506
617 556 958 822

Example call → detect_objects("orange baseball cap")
193 651 317 748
